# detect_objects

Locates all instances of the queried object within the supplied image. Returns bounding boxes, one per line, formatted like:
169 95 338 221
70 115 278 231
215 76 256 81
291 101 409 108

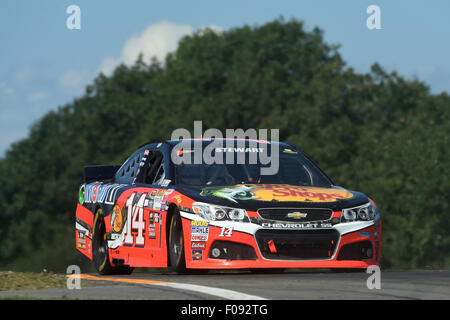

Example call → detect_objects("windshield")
175 149 332 187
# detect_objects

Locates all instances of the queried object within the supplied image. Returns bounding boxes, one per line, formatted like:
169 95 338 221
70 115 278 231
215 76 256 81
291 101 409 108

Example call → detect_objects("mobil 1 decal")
82 183 126 205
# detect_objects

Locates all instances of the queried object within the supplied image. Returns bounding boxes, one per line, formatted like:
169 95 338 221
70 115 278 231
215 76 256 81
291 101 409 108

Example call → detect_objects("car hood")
175 184 370 211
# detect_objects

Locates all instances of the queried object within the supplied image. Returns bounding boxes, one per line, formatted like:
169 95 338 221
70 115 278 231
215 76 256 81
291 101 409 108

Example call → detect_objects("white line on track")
69 274 268 300
151 282 268 300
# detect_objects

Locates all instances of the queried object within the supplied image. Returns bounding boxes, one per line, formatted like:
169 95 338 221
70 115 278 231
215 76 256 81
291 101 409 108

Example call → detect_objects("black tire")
168 209 187 274
92 209 134 275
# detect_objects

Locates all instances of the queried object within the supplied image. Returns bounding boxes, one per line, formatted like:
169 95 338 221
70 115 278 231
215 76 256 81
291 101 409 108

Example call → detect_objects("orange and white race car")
75 139 381 274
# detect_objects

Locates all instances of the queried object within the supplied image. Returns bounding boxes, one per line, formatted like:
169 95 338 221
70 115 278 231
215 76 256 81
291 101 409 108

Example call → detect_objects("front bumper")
181 211 382 269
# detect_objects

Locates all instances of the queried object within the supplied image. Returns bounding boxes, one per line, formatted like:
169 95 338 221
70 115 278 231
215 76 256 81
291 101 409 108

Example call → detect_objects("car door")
112 145 171 267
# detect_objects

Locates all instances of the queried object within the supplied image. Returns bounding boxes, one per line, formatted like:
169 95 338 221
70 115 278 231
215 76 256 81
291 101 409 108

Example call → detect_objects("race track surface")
1 270 449 300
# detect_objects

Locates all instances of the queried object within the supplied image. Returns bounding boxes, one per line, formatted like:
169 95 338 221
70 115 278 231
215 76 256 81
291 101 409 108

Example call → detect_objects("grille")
257 208 333 222
255 229 339 260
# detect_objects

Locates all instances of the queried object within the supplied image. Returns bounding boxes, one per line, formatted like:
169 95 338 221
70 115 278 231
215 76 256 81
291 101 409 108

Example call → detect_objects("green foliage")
0 18 448 271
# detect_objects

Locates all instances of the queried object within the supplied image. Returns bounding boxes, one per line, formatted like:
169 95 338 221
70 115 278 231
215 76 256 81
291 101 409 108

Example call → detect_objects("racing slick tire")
92 208 134 275
168 208 188 273
168 209 209 275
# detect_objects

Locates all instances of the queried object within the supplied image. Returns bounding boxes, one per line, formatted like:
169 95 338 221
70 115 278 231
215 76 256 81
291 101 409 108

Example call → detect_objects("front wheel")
168 209 187 273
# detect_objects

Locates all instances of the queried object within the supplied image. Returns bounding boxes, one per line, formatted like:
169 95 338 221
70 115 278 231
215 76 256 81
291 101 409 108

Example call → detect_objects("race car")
75 138 382 274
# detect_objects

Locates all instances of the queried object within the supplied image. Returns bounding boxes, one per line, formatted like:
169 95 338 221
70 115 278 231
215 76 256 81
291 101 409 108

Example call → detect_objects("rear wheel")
92 209 133 275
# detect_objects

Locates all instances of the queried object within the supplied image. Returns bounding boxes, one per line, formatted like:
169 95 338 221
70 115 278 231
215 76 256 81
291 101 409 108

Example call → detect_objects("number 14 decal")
219 227 233 237
124 193 146 246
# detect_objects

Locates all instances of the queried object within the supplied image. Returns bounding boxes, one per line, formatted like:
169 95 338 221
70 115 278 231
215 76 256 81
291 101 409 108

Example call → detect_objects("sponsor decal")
144 198 154 209
287 212 308 219
148 212 156 239
79 185 85 205
91 184 99 203
77 231 87 249
262 222 332 229
191 242 206 249
215 147 264 153
111 205 123 233
174 194 182 205
153 196 163 211
201 184 354 203
192 249 203 261
200 185 258 203
83 183 125 205
359 231 373 238
283 148 298 154
161 179 171 187
191 220 209 242
110 233 120 240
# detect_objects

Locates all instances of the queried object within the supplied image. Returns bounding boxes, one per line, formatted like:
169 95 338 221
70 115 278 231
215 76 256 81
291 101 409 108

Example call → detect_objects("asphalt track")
0 269 449 300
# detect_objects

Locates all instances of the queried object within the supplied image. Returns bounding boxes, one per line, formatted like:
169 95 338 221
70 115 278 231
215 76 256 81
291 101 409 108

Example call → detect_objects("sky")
1 0 449 156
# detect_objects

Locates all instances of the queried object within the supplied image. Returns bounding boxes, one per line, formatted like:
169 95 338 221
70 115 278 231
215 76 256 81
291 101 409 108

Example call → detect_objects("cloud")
27 92 47 104
99 21 193 75
99 21 223 76
58 68 91 90
0 82 15 95
12 66 33 85
98 57 118 77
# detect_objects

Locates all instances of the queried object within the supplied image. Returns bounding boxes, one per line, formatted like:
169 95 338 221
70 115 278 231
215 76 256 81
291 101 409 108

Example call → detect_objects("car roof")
166 138 296 149
139 138 298 150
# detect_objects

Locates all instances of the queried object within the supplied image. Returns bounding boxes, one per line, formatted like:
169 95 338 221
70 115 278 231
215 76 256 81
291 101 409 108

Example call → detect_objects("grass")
0 271 67 291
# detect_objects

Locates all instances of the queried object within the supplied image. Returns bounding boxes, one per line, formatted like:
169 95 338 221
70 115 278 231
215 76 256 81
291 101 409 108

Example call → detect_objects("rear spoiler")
84 165 121 183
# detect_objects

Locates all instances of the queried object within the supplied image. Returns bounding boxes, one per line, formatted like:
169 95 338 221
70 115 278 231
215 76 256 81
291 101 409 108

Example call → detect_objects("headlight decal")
192 202 250 222
341 202 378 223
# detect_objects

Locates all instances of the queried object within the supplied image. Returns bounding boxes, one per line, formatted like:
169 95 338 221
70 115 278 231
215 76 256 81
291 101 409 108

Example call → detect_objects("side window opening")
115 146 169 185
143 151 164 185
153 161 165 185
